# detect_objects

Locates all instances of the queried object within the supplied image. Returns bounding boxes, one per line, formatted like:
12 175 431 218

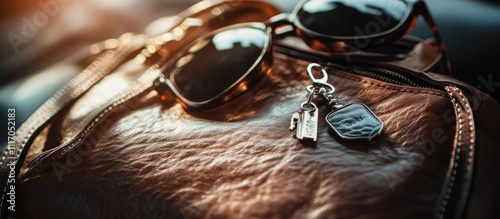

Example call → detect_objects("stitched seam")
457 88 475 173
455 87 475 219
436 87 463 219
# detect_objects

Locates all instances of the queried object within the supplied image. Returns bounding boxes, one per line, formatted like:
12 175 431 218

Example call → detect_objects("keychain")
290 63 383 143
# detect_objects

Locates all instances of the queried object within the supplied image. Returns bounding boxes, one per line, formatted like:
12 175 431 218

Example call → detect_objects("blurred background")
1 0 500 146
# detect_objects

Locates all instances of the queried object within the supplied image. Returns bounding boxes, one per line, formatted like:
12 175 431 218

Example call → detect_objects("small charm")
290 102 319 142
326 103 383 143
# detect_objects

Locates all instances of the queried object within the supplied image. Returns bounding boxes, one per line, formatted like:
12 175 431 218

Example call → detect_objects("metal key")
290 102 319 142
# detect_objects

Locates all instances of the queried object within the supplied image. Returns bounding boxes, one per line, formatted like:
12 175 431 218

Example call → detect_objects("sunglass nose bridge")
267 13 292 28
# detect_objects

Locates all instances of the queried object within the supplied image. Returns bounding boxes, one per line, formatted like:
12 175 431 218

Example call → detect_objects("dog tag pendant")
290 102 319 142
326 103 383 143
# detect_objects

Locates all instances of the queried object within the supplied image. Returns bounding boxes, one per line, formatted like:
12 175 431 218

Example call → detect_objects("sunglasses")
154 0 450 110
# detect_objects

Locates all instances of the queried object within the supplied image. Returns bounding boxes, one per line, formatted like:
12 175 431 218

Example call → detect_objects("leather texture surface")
16 51 462 218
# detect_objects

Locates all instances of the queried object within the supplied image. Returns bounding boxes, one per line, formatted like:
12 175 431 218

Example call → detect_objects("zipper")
349 66 419 87
274 45 442 91
348 66 437 89
401 35 424 44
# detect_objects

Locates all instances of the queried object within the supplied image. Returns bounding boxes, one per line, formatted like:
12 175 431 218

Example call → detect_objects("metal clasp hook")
306 63 335 94
307 63 328 84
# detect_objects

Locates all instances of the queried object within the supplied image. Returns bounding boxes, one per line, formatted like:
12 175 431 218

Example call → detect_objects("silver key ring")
306 84 335 94
301 101 317 112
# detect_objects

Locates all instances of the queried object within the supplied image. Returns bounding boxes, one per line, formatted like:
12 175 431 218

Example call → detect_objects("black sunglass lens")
168 27 267 103
297 0 408 37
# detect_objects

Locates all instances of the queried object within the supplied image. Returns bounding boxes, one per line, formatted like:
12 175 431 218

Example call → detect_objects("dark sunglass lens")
297 0 408 37
168 27 267 103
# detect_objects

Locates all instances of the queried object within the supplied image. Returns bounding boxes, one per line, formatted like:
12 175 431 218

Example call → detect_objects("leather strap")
24 57 162 178
0 33 147 218
436 86 476 219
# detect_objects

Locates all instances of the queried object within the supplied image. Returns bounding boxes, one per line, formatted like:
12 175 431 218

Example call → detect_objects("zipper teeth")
402 35 424 43
275 45 439 90
351 66 420 87
350 66 440 90
349 68 411 87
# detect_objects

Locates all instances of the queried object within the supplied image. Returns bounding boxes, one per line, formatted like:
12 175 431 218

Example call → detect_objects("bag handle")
0 33 147 218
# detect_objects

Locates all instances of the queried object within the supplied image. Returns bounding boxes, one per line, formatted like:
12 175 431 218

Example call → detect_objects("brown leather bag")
1 1 499 219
